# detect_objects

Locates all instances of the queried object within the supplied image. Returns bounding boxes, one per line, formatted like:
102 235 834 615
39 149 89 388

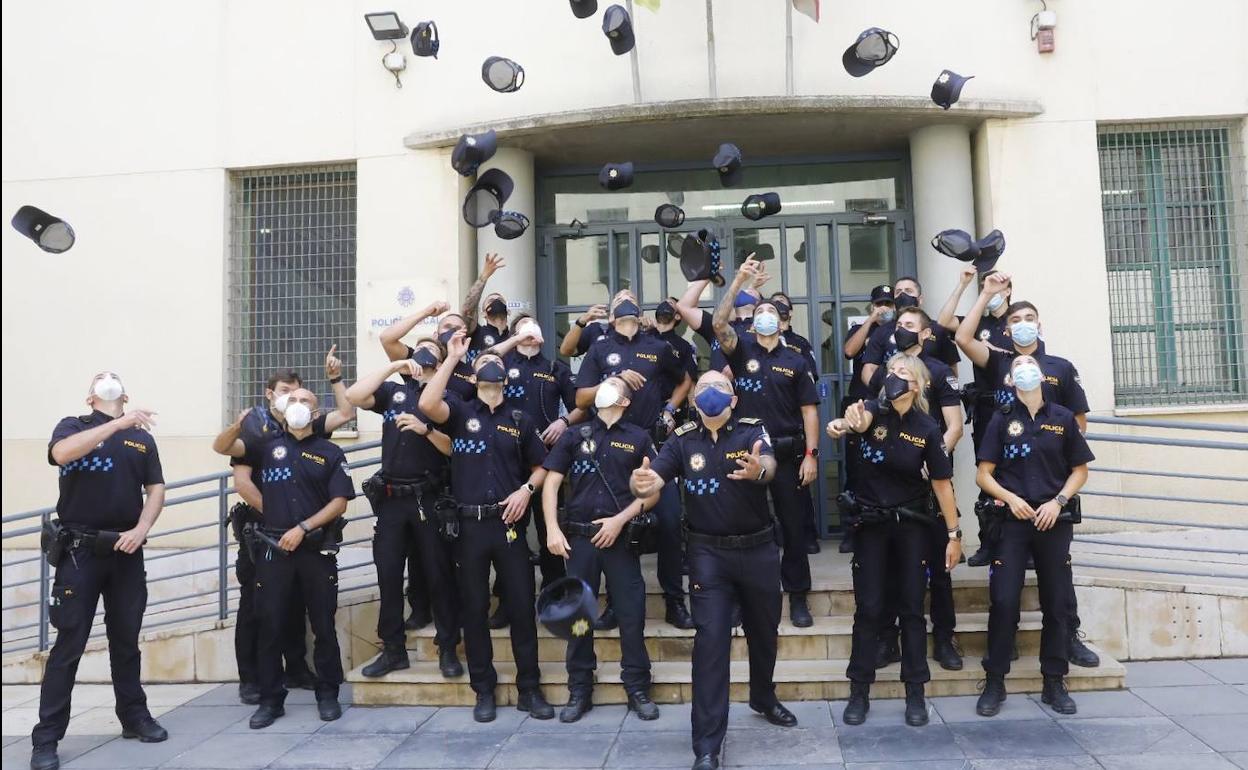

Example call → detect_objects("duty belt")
457 503 503 520
684 524 774 549
564 520 602 538
378 476 438 498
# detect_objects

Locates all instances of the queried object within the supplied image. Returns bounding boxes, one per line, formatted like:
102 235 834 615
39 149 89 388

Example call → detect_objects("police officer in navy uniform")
576 292 695 630
543 376 662 723
955 272 1099 668
675 276 762 376
858 277 960 390
560 303 610 358
218 388 356 729
769 290 819 379
346 342 463 680
712 258 821 629
974 354 1094 717
419 333 555 723
826 353 962 727
460 253 512 364
381 298 478 402
631 370 797 770
32 373 168 770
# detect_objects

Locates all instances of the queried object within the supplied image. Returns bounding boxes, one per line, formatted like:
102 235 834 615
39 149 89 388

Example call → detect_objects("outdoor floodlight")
364 12 408 41
11 205 75 254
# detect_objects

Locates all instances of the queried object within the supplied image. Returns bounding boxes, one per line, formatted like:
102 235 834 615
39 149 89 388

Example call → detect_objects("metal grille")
1098 122 1247 407
227 164 357 421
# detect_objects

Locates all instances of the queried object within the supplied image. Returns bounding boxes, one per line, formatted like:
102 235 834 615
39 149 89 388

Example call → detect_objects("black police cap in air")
842 27 900 77
655 203 686 228
931 69 973 110
932 228 979 262
570 0 598 19
482 56 525 93
680 228 725 286
738 242 776 262
410 21 439 58
462 168 514 228
11 205 75 254
641 244 661 264
537 577 599 641
451 129 498 177
741 191 781 221
599 161 634 190
713 143 743 187
972 229 1006 273
490 210 530 241
602 4 635 55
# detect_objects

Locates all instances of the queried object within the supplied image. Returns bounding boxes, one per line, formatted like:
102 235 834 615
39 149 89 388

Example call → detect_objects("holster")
434 495 459 542
772 434 804 463
836 491 866 530
227 502 259 543
1059 496 1082 524
626 511 659 555
41 518 67 567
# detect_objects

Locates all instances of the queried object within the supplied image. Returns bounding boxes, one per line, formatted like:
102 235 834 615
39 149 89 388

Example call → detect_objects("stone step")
403 611 1046 663
349 643 1123 706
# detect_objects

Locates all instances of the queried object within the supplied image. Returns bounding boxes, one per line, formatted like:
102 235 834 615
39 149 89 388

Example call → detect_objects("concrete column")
476 147 537 316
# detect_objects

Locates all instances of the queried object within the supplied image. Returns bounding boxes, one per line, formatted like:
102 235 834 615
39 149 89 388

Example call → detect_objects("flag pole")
785 0 794 95
626 0 642 102
706 0 717 98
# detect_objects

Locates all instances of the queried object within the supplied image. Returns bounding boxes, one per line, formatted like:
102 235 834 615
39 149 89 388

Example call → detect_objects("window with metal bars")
227 164 357 422
1097 123 1246 407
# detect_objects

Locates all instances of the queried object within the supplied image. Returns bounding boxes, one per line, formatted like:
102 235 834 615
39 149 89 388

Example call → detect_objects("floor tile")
517 704 626 732
836 724 964 763
930 694 1050 722
149 705 256 735
415 706 529 734
830 697 942 727
377 731 509 769
727 700 832 729
1058 716 1215 756
964 758 1101 769
606 730 698 767
2 685 42 709
723 727 842 765
1 707 39 736
1030 689 1161 719
1132 685 1248 716
184 685 248 708
948 719 1085 758
1191 659 1248 686
1172 714 1248 752
1223 752 1248 769
621 702 690 731
1125 661 1220 688
843 762 967 770
269 733 405 769
142 684 220 707
2 734 114 768
319 705 436 734
221 704 339 734
1095 754 1238 770
488 731 617 768
63 731 213 769
161 732 306 768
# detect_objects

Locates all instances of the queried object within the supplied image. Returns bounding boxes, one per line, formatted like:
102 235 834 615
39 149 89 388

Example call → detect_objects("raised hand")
959 265 978 287
727 440 765 481
325 345 342 379
392 359 420 379
983 271 1011 295
119 409 158 432
483 252 505 277
447 330 470 361
580 304 608 325
631 456 661 496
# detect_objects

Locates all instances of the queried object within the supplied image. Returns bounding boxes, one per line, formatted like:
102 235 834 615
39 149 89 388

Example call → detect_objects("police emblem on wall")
467 418 482 433
508 368 521 380
580 438 596 455
392 391 407 404
396 286 415 308
872 426 888 442
606 352 621 367
1007 420 1024 437
689 453 706 472
272 445 288 460
746 359 761 373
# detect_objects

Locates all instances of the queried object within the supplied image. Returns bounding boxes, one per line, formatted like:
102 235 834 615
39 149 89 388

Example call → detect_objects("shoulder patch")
737 417 762 425
673 421 698 436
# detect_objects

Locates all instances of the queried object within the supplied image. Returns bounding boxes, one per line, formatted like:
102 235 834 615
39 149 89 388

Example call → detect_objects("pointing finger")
328 344 337 358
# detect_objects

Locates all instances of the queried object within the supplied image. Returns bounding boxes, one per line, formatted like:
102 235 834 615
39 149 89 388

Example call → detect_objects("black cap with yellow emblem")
536 577 598 641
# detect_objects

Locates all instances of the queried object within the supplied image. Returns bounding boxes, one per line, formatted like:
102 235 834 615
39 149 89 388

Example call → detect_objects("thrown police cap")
462 168 514 228
713 143 744 187
793 240 807 263
931 228 979 262
972 229 1006 273
842 27 900 77
602 4 635 55
666 232 685 259
654 203 686 229
640 243 661 264
570 0 598 19
598 161 634 190
482 56 525 93
869 283 895 304
410 21 439 58
738 242 775 262
931 69 973 110
680 228 725 287
451 129 498 177
490 209 530 240
537 577 598 641
11 205 75 254
741 192 782 221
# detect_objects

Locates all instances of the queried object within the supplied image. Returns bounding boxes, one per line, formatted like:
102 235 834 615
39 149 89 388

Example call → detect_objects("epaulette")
737 417 762 425
673 421 698 436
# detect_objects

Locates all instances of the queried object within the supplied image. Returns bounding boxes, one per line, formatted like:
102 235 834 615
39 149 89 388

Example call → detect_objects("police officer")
346 344 463 680
955 272 1099 668
975 354 1094 717
859 277 960 389
712 258 820 628
631 371 797 770
676 275 764 376
381 298 477 401
826 354 962 726
419 333 555 723
769 290 819 378
32 372 168 770
218 388 355 728
560 303 610 358
543 376 661 723
576 293 695 630
460 252 511 363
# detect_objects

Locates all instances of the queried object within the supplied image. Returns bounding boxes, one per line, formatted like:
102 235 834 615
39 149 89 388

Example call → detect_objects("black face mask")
773 300 792 320
437 329 458 347
614 300 640 319
894 293 919 310
476 361 506 383
412 348 440 369
486 298 508 318
893 327 921 351
655 301 676 324
883 373 911 401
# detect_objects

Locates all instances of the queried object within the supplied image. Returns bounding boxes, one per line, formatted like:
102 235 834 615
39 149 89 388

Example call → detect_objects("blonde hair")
883 352 930 415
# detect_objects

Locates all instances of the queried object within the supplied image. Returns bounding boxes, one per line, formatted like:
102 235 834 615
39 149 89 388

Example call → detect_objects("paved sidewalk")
3 659 1247 769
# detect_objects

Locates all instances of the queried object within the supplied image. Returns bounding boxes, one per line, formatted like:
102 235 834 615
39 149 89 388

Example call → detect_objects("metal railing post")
218 476 228 621
38 512 50 651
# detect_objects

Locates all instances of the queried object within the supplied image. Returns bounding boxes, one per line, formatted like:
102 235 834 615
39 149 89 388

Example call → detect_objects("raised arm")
957 272 1011 369
418 331 468 424
346 360 417 410
675 279 712 332
322 345 357 433
937 266 978 332
712 257 760 356
211 409 251 458
560 305 608 357
50 410 156 466
380 300 451 362
461 253 504 335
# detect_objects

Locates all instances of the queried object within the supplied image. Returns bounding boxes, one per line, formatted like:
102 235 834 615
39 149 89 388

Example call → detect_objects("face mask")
752 311 780 336
437 329 459 347
594 382 623 410
613 299 640 319
485 298 508 318
412 348 440 369
733 291 756 310
894 293 919 310
883 373 912 401
877 306 896 323
893 327 921 351
986 293 1005 313
93 376 123 402
273 393 292 414
1010 321 1039 347
655 301 676 324
694 387 733 418
773 300 792 320
1012 363 1043 392
285 402 312 430
476 360 506 383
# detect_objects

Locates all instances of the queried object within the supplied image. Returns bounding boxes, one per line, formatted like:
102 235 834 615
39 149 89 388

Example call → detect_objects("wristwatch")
298 521 311 534
328 376 342 385
947 528 962 540
805 447 819 458
575 319 587 328
524 482 536 494
1054 494 1069 506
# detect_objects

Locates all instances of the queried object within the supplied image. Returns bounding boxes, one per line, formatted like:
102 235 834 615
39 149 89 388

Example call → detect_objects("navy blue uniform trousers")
565 534 650 697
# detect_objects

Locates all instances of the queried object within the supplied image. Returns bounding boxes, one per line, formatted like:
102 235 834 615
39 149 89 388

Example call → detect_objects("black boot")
932 635 963 671
517 689 554 720
284 666 316 691
628 691 661 721
749 700 797 727
29 743 59 770
560 692 593 723
249 703 285 729
904 682 928 726
121 716 168 742
404 610 432 631
665 597 694 630
842 682 870 725
966 542 993 567
238 682 261 705
692 754 719 770
838 530 855 554
789 593 813 628
806 538 821 554
874 636 900 669
362 646 410 678
1067 631 1100 668
438 646 464 678
488 604 509 630
594 606 618 631
316 694 342 721
473 692 497 723
1041 675 1077 714
976 674 1007 717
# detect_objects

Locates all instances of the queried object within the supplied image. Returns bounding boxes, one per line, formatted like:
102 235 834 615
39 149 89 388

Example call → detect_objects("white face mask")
273 393 292 414
594 382 622 410
92 376 124 402
285 402 312 430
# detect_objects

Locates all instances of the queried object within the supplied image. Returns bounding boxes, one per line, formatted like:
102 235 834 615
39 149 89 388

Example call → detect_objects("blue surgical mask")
613 300 640 318
476 360 506 383
752 311 780 336
878 307 895 323
986 294 1005 313
1010 321 1039 347
694 387 733 418
1012 363 1043 392
733 291 756 309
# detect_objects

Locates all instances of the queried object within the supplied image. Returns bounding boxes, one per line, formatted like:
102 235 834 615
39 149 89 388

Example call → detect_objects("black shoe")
473 692 497 723
594 607 618 631
438 647 464 678
362 646 410 678
933 636 963 671
560 693 593 723
249 704 285 729
29 743 59 770
976 674 1007 717
404 611 432 631
121 717 168 742
1067 632 1100 668
806 539 821 554
1041 675 1077 714
789 593 813 628
692 754 719 770
628 691 661 721
874 637 900 669
488 605 509 630
838 531 855 554
284 668 316 691
967 544 993 567
517 690 554 720
316 696 342 721
749 701 797 727
238 682 261 705
842 682 870 725
665 598 695 630
904 682 928 726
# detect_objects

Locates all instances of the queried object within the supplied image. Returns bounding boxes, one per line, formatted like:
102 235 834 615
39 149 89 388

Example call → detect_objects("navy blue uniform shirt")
844 321 876 402
960 313 1011 392
368 378 448 480
502 350 577 427
651 418 775 537
49 411 164 531
468 323 510 364
440 396 547 505
247 431 355 530
866 352 961 434
986 342 1089 415
653 328 698 401
977 401 1095 503
863 321 960 370
850 400 953 509
574 321 612 357
576 329 685 428
724 333 820 437
782 328 819 376
231 405 331 488
406 343 475 401
543 417 654 523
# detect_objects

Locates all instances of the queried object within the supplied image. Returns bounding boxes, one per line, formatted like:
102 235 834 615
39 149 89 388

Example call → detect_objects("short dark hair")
895 275 923 294
770 290 792 304
1006 301 1039 319
897 306 931 329
266 368 302 391
439 312 467 328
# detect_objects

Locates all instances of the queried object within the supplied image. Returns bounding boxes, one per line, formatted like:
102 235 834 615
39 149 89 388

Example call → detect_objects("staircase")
348 553 1125 706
